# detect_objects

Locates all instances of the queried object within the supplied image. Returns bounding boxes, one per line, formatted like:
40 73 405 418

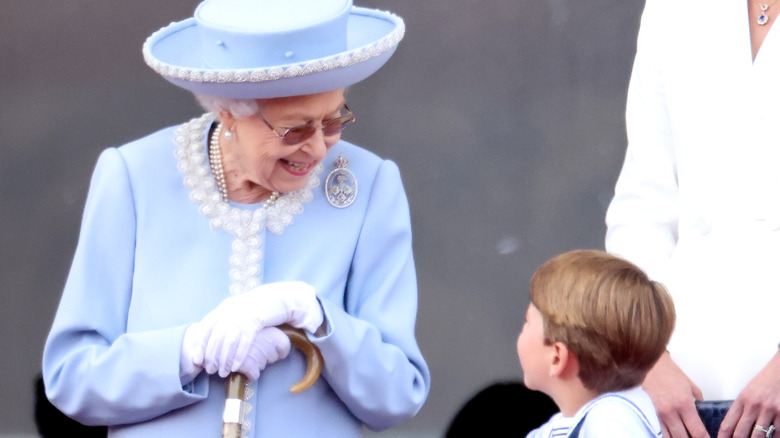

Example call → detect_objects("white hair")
194 94 259 118
194 87 351 118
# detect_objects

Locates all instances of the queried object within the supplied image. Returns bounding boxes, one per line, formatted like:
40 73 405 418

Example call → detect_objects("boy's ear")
549 342 577 378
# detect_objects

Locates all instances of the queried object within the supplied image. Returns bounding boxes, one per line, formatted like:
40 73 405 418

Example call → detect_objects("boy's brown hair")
529 249 675 393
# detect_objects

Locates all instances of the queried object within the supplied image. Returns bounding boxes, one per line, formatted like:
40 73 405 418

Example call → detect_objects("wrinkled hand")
643 351 708 438
717 351 780 438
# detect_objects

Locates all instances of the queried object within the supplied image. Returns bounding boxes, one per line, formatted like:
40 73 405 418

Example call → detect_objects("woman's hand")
181 281 322 380
182 322 292 381
203 281 324 334
717 351 780 438
643 351 709 438
208 326 291 380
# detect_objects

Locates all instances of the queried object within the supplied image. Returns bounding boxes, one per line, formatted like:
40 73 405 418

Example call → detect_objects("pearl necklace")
208 122 280 206
174 113 323 268
176 114 322 291
180 116 320 237
208 123 228 201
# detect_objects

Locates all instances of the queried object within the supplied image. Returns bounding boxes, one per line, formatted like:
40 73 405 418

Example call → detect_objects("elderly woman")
41 1 430 437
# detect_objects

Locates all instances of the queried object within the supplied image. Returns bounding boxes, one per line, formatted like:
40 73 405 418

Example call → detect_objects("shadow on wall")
444 381 559 437
33 373 107 438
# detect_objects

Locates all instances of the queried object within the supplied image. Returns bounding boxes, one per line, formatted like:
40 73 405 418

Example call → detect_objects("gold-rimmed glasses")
257 104 355 146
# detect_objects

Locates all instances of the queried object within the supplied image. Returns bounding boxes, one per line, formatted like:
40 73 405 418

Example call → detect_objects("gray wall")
0 1 643 436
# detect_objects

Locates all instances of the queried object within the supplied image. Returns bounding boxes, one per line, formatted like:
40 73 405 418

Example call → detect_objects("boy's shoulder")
525 387 662 438
578 387 662 437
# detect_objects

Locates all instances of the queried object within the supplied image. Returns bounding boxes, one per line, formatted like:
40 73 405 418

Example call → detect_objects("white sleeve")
605 0 678 282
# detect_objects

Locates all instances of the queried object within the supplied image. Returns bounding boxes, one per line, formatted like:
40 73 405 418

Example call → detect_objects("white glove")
206 326 291 380
202 281 323 334
180 322 207 383
192 281 323 378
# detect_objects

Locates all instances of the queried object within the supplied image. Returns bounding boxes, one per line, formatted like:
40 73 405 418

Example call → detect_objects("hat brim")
143 7 404 98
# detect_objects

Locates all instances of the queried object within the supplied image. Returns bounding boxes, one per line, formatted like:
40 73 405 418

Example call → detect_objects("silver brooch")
325 154 357 208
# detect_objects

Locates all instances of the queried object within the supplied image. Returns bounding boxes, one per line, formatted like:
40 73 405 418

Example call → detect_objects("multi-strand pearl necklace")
208 122 280 205
176 114 321 293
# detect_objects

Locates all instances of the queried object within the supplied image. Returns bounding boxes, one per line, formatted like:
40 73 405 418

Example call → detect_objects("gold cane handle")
279 324 324 393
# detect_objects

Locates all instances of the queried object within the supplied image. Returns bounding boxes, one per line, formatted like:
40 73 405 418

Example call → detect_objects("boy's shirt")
525 386 663 437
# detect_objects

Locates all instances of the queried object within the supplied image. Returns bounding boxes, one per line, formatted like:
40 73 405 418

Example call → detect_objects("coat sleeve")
42 148 207 426
604 0 679 281
310 159 430 431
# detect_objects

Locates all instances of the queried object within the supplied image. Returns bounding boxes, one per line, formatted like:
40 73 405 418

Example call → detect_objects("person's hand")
180 322 208 382
643 351 708 438
717 350 780 438
187 281 322 379
202 325 291 380
202 281 323 334
183 320 293 380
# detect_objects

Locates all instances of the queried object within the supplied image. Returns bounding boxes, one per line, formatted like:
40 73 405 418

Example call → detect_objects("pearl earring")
224 128 233 140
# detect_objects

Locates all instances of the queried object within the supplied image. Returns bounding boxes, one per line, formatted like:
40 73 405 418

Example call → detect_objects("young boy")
518 250 674 437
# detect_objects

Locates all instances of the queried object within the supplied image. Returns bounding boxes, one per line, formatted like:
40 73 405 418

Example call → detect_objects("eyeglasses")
256 104 355 146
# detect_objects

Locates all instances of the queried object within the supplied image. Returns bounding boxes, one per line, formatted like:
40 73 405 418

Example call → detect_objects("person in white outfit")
606 0 780 437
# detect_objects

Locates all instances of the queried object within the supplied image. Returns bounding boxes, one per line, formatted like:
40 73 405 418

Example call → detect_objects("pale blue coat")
42 116 430 437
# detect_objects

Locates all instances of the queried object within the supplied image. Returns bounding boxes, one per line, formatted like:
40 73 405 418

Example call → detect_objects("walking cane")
221 324 324 438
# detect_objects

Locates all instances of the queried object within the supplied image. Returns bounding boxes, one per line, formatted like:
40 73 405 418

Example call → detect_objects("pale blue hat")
143 0 405 98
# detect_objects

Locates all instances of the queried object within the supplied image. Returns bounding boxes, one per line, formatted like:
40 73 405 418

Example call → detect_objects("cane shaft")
220 325 323 437
221 373 246 438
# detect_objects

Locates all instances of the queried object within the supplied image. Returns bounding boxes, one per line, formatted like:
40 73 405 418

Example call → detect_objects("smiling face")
218 89 346 201
517 303 554 392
